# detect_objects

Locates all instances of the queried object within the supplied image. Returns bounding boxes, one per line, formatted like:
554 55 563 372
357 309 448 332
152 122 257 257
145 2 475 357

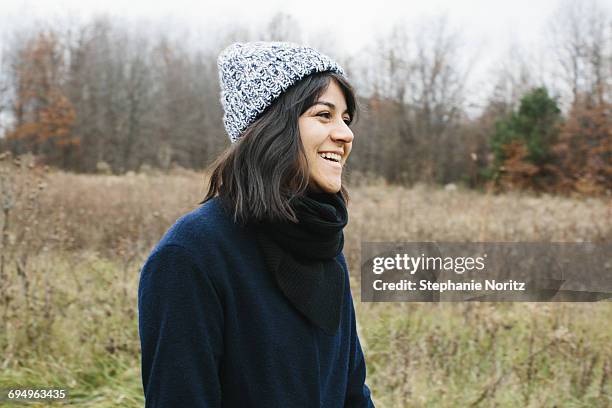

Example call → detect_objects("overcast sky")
0 0 609 115
2 0 577 53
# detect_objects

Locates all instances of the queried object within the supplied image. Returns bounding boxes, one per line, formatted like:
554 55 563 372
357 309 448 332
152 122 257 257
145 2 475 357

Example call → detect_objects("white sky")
0 0 610 117
1 0 573 54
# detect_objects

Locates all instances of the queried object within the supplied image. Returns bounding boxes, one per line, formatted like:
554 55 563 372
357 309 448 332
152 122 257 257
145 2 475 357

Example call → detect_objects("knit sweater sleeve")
345 286 376 407
138 244 224 408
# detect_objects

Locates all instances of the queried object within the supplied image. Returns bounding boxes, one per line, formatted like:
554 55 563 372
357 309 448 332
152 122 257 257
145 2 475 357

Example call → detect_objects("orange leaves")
498 141 541 191
553 101 611 195
6 31 79 157
497 101 611 196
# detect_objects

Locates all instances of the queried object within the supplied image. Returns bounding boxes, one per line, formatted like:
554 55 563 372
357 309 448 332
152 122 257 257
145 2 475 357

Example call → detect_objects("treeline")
1 19 226 173
0 1 610 195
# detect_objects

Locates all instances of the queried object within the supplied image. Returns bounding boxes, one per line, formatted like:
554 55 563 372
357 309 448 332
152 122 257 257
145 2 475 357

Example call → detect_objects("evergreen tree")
487 87 562 191
491 87 561 167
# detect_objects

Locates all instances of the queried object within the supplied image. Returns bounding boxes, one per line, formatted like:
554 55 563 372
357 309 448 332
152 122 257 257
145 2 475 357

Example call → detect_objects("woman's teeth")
318 152 341 162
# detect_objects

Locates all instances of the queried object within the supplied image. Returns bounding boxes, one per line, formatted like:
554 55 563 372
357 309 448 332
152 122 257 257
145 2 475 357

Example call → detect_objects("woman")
138 41 375 407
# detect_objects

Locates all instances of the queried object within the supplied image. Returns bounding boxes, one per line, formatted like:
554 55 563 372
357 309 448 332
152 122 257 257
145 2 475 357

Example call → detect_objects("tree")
349 16 470 185
549 0 611 107
489 87 562 190
552 99 612 194
5 31 79 168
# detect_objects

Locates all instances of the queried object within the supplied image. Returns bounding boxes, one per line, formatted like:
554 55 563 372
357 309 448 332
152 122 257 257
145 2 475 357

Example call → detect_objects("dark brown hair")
201 71 358 225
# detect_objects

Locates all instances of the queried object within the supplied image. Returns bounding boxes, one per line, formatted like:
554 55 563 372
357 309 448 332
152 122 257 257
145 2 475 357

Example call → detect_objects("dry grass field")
0 157 610 407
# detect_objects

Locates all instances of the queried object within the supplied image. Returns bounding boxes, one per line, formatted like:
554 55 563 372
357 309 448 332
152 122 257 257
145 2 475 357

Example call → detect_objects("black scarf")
255 191 348 336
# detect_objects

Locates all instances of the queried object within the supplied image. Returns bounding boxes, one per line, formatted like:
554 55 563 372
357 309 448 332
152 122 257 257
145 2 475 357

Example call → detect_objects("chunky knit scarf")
255 191 348 336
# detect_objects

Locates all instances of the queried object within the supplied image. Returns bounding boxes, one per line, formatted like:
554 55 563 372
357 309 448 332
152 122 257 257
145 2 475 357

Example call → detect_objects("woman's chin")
309 180 341 194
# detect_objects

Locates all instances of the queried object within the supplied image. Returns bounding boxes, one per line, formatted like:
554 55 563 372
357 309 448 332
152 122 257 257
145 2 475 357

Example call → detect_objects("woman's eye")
317 112 351 125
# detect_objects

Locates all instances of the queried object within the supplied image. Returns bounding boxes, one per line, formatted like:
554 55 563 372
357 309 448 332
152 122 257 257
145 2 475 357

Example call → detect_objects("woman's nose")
330 122 354 144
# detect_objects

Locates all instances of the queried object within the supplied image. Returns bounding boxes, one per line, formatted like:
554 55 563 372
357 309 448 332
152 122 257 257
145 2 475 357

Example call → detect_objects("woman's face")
298 79 354 194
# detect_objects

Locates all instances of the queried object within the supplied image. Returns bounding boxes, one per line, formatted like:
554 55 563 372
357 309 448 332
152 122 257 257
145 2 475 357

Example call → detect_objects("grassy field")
0 160 610 407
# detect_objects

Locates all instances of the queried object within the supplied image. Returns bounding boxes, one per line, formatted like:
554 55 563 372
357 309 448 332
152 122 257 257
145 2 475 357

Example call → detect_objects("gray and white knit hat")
217 41 346 143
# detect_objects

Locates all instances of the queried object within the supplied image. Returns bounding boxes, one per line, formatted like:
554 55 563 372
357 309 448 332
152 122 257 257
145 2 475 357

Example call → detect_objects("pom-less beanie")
217 41 346 143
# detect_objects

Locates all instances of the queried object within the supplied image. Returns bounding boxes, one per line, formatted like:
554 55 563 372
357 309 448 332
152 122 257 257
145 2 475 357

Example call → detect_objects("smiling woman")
202 59 357 224
138 41 374 408
299 80 354 194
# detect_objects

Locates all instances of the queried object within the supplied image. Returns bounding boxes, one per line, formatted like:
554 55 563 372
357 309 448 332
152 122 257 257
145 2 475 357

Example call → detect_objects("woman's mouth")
318 152 342 168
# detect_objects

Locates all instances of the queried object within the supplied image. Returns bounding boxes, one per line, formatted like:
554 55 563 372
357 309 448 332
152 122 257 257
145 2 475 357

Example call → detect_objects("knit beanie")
217 41 346 143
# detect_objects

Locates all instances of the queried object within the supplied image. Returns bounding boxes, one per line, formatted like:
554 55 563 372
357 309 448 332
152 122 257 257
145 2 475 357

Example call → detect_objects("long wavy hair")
201 71 358 225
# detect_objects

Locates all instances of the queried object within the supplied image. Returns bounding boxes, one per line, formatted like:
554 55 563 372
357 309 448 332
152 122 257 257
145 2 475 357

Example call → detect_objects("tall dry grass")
0 155 610 407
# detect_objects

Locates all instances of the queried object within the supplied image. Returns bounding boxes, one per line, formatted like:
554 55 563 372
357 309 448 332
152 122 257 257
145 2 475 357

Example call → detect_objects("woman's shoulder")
153 197 245 256
140 198 252 297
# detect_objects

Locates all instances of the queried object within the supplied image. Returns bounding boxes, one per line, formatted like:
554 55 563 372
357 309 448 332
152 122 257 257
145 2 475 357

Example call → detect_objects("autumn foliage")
5 32 79 169
0 15 609 196
551 100 612 195
490 88 611 196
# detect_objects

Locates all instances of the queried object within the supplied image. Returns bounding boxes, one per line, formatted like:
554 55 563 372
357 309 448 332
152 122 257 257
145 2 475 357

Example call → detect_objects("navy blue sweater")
138 197 375 407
